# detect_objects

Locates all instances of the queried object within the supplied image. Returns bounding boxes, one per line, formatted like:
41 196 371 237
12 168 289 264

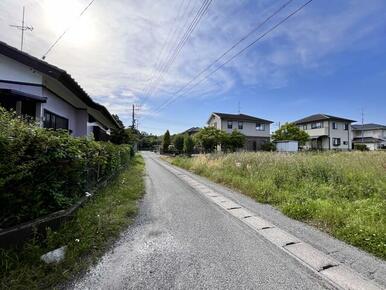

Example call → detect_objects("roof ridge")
0 40 121 128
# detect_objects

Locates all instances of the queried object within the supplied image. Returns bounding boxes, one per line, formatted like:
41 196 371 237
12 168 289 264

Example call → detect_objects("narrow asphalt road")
71 152 335 289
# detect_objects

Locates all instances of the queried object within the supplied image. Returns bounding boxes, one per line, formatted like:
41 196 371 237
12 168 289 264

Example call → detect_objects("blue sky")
1 0 385 134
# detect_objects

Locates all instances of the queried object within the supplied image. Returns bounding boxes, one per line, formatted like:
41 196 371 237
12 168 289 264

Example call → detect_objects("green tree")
222 130 245 152
272 122 309 146
183 134 194 155
138 132 160 150
195 127 223 153
162 130 171 153
174 134 184 153
112 114 124 128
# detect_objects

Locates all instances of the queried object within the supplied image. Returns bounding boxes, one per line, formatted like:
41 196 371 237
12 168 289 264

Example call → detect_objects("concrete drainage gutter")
157 159 384 290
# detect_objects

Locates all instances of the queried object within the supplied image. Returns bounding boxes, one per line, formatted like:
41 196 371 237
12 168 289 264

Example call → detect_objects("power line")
143 0 193 102
152 0 294 111
141 0 190 102
42 0 96 59
142 0 213 104
150 0 314 115
145 0 212 101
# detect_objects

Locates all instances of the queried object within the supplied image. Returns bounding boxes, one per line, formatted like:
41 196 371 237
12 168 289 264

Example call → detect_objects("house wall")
352 129 386 139
220 119 270 137
0 54 43 99
244 136 270 151
301 121 328 137
42 88 83 136
0 54 42 84
208 114 221 129
0 55 116 136
328 121 352 150
300 120 352 150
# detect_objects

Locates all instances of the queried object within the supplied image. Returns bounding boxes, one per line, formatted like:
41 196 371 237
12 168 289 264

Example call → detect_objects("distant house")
182 127 201 136
207 112 273 151
294 114 355 150
352 123 386 150
0 41 120 140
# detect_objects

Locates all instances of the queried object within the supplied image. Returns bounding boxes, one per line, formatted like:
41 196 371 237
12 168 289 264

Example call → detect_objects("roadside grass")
170 151 386 260
0 155 145 290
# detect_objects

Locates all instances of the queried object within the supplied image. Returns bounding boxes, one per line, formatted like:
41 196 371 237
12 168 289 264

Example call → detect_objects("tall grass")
171 151 386 259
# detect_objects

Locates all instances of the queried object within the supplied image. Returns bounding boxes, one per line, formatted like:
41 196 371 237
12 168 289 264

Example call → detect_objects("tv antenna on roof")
10 6 33 51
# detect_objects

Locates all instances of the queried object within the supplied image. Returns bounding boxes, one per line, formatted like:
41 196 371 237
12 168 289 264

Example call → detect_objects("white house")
0 41 120 140
352 123 386 150
294 114 355 150
207 112 273 151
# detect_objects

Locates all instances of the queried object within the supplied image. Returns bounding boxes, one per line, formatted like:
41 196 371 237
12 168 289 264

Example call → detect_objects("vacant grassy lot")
171 151 386 259
0 155 145 290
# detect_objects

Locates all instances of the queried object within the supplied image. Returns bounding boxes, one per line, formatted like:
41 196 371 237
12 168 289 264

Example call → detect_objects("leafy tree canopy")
272 122 309 146
195 127 223 152
162 130 171 153
221 130 246 152
174 134 184 153
183 134 195 155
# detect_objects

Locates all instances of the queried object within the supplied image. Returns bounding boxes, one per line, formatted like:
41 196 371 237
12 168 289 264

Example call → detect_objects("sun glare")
42 0 96 47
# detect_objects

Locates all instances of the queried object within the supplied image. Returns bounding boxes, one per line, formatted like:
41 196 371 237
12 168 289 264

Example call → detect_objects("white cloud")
0 0 385 127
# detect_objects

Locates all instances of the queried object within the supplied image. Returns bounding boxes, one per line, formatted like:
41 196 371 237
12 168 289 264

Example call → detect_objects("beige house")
207 112 272 151
352 123 386 150
294 114 355 150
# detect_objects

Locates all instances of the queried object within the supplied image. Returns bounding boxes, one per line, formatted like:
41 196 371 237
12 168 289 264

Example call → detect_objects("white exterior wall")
42 88 78 134
300 120 352 150
302 121 328 137
220 120 270 137
0 54 115 136
208 115 221 129
352 129 386 139
0 54 42 84
328 121 352 150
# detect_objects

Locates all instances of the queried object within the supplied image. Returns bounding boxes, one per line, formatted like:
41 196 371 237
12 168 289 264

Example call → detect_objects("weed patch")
170 152 386 259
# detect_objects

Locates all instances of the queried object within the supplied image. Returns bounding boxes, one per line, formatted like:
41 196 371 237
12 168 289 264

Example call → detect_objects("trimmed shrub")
354 144 369 151
0 108 133 228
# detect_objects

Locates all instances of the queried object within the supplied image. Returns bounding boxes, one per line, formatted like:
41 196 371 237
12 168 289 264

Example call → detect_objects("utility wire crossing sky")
0 0 385 134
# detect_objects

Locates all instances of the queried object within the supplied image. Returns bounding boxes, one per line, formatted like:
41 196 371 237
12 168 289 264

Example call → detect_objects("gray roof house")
207 112 273 151
182 127 201 136
351 123 386 150
0 41 120 141
294 114 356 150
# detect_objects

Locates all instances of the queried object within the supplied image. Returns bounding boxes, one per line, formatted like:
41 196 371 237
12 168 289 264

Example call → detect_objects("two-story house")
294 114 355 150
351 123 386 150
207 112 273 151
0 41 120 140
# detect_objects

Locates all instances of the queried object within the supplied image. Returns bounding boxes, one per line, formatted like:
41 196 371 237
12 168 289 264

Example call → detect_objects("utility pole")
10 7 33 51
131 104 135 129
361 108 364 143
237 101 241 114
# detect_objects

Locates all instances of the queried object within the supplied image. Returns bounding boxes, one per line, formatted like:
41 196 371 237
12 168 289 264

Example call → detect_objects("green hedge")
0 108 133 228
